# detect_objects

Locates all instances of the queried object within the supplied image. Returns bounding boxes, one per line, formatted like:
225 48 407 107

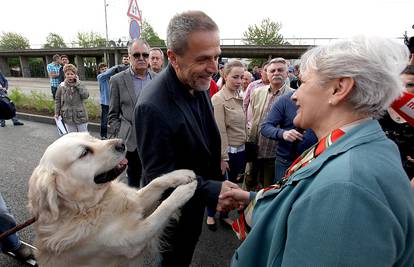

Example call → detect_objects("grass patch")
8 88 101 122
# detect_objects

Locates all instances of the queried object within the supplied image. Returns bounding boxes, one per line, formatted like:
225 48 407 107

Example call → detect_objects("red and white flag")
391 91 414 127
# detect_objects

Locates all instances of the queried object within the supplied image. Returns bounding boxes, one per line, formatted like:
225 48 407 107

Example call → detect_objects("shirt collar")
129 67 151 80
222 85 242 100
267 82 288 96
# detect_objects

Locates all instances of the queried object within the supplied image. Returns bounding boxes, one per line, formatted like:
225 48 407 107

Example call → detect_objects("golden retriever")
28 132 197 267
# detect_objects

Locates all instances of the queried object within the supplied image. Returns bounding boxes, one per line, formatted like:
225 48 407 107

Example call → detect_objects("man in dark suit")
108 39 156 188
135 11 238 267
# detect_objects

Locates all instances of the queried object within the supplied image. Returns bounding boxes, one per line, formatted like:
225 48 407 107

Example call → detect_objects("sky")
0 0 413 48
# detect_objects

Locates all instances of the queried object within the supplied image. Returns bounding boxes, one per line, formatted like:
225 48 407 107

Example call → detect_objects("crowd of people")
1 9 414 267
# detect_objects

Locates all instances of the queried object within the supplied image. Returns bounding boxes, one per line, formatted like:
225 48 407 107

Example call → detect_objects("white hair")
300 35 410 117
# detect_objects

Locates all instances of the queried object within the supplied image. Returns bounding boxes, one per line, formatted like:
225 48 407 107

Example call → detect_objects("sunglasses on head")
132 52 149 59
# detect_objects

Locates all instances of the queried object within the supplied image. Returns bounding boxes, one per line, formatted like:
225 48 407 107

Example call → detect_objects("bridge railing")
219 38 342 46
28 37 405 49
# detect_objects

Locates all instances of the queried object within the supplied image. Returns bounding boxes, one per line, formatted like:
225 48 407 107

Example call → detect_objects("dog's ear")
28 166 60 221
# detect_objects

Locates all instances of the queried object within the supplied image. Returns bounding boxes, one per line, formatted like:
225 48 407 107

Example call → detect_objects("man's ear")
167 49 177 68
330 77 355 105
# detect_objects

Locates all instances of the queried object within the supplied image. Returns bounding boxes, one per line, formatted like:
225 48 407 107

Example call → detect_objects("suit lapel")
166 67 212 155
123 71 137 106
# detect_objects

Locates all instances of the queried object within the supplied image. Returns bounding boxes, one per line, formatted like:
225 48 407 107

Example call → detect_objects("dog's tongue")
120 158 128 166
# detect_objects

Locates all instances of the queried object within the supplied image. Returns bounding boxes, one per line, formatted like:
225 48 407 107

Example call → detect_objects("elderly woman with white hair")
219 36 414 267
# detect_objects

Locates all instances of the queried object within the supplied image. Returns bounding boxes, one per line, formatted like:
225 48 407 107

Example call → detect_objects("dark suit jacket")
134 64 223 208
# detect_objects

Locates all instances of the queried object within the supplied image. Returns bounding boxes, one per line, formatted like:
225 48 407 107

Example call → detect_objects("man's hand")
282 129 303 142
217 181 251 212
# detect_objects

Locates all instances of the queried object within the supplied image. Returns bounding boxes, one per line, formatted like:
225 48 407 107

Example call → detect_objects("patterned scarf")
232 128 345 240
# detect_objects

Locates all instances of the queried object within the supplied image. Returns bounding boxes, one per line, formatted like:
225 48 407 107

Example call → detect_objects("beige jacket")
248 84 293 143
211 86 247 160
55 80 89 124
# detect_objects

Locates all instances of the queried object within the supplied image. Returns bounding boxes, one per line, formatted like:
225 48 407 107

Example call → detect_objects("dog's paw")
170 180 197 205
161 169 196 187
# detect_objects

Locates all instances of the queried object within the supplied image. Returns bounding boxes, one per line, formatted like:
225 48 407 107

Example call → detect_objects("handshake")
216 181 251 212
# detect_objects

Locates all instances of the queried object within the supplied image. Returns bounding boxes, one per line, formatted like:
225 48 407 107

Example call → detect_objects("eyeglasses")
132 52 149 59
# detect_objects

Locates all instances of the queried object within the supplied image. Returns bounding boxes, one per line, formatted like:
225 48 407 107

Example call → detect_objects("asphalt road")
0 118 241 267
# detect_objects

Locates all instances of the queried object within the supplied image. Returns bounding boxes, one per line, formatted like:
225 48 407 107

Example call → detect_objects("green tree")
0 32 30 50
43 33 67 48
243 18 284 46
76 32 106 48
141 20 165 46
243 18 284 67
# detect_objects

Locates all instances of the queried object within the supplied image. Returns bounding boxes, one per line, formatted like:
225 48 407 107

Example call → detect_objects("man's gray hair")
127 39 150 55
167 10 218 55
300 35 410 117
150 47 164 58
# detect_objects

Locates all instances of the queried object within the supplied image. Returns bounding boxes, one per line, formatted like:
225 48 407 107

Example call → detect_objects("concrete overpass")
0 44 313 79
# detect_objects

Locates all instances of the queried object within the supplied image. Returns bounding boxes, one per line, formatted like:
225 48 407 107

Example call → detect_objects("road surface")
0 118 241 267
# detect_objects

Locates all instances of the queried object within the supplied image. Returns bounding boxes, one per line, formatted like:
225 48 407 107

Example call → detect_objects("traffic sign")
129 19 141 40
127 0 141 22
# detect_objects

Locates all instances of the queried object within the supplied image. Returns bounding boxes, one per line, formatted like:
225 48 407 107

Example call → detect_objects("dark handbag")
0 90 16 120
245 142 258 162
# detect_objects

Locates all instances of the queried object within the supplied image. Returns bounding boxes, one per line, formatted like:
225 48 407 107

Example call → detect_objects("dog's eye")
79 147 92 159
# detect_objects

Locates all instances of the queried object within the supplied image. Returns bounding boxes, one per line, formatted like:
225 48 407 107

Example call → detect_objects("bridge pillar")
0 57 11 76
114 50 121 66
19 56 31 77
108 53 115 67
43 56 52 78
75 56 86 80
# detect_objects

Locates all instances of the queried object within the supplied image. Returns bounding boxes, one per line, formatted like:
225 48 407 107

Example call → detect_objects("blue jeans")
0 193 21 252
100 104 109 138
51 86 57 100
274 157 292 184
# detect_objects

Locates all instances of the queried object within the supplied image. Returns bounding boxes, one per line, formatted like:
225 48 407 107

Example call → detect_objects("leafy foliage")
0 32 30 50
76 32 106 48
243 18 285 68
243 18 284 46
43 33 67 48
141 20 165 46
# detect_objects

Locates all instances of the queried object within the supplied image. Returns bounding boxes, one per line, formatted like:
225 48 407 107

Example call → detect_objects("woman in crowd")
219 36 414 266
55 64 89 133
206 60 247 230
380 64 414 181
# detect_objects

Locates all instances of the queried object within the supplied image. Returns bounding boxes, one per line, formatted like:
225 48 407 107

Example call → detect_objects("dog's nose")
115 142 125 153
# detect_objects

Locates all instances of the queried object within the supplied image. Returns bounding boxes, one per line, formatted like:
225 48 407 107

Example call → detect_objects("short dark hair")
261 60 270 69
60 55 69 60
98 62 107 69
52 54 60 61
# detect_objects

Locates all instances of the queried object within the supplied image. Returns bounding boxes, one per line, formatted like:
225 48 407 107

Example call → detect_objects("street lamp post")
104 0 109 63
104 0 109 45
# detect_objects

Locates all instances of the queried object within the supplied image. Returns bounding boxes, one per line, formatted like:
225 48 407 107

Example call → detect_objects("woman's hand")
217 187 251 212
220 159 230 175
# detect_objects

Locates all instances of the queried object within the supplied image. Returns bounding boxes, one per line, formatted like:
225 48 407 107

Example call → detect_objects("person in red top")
209 79 219 97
